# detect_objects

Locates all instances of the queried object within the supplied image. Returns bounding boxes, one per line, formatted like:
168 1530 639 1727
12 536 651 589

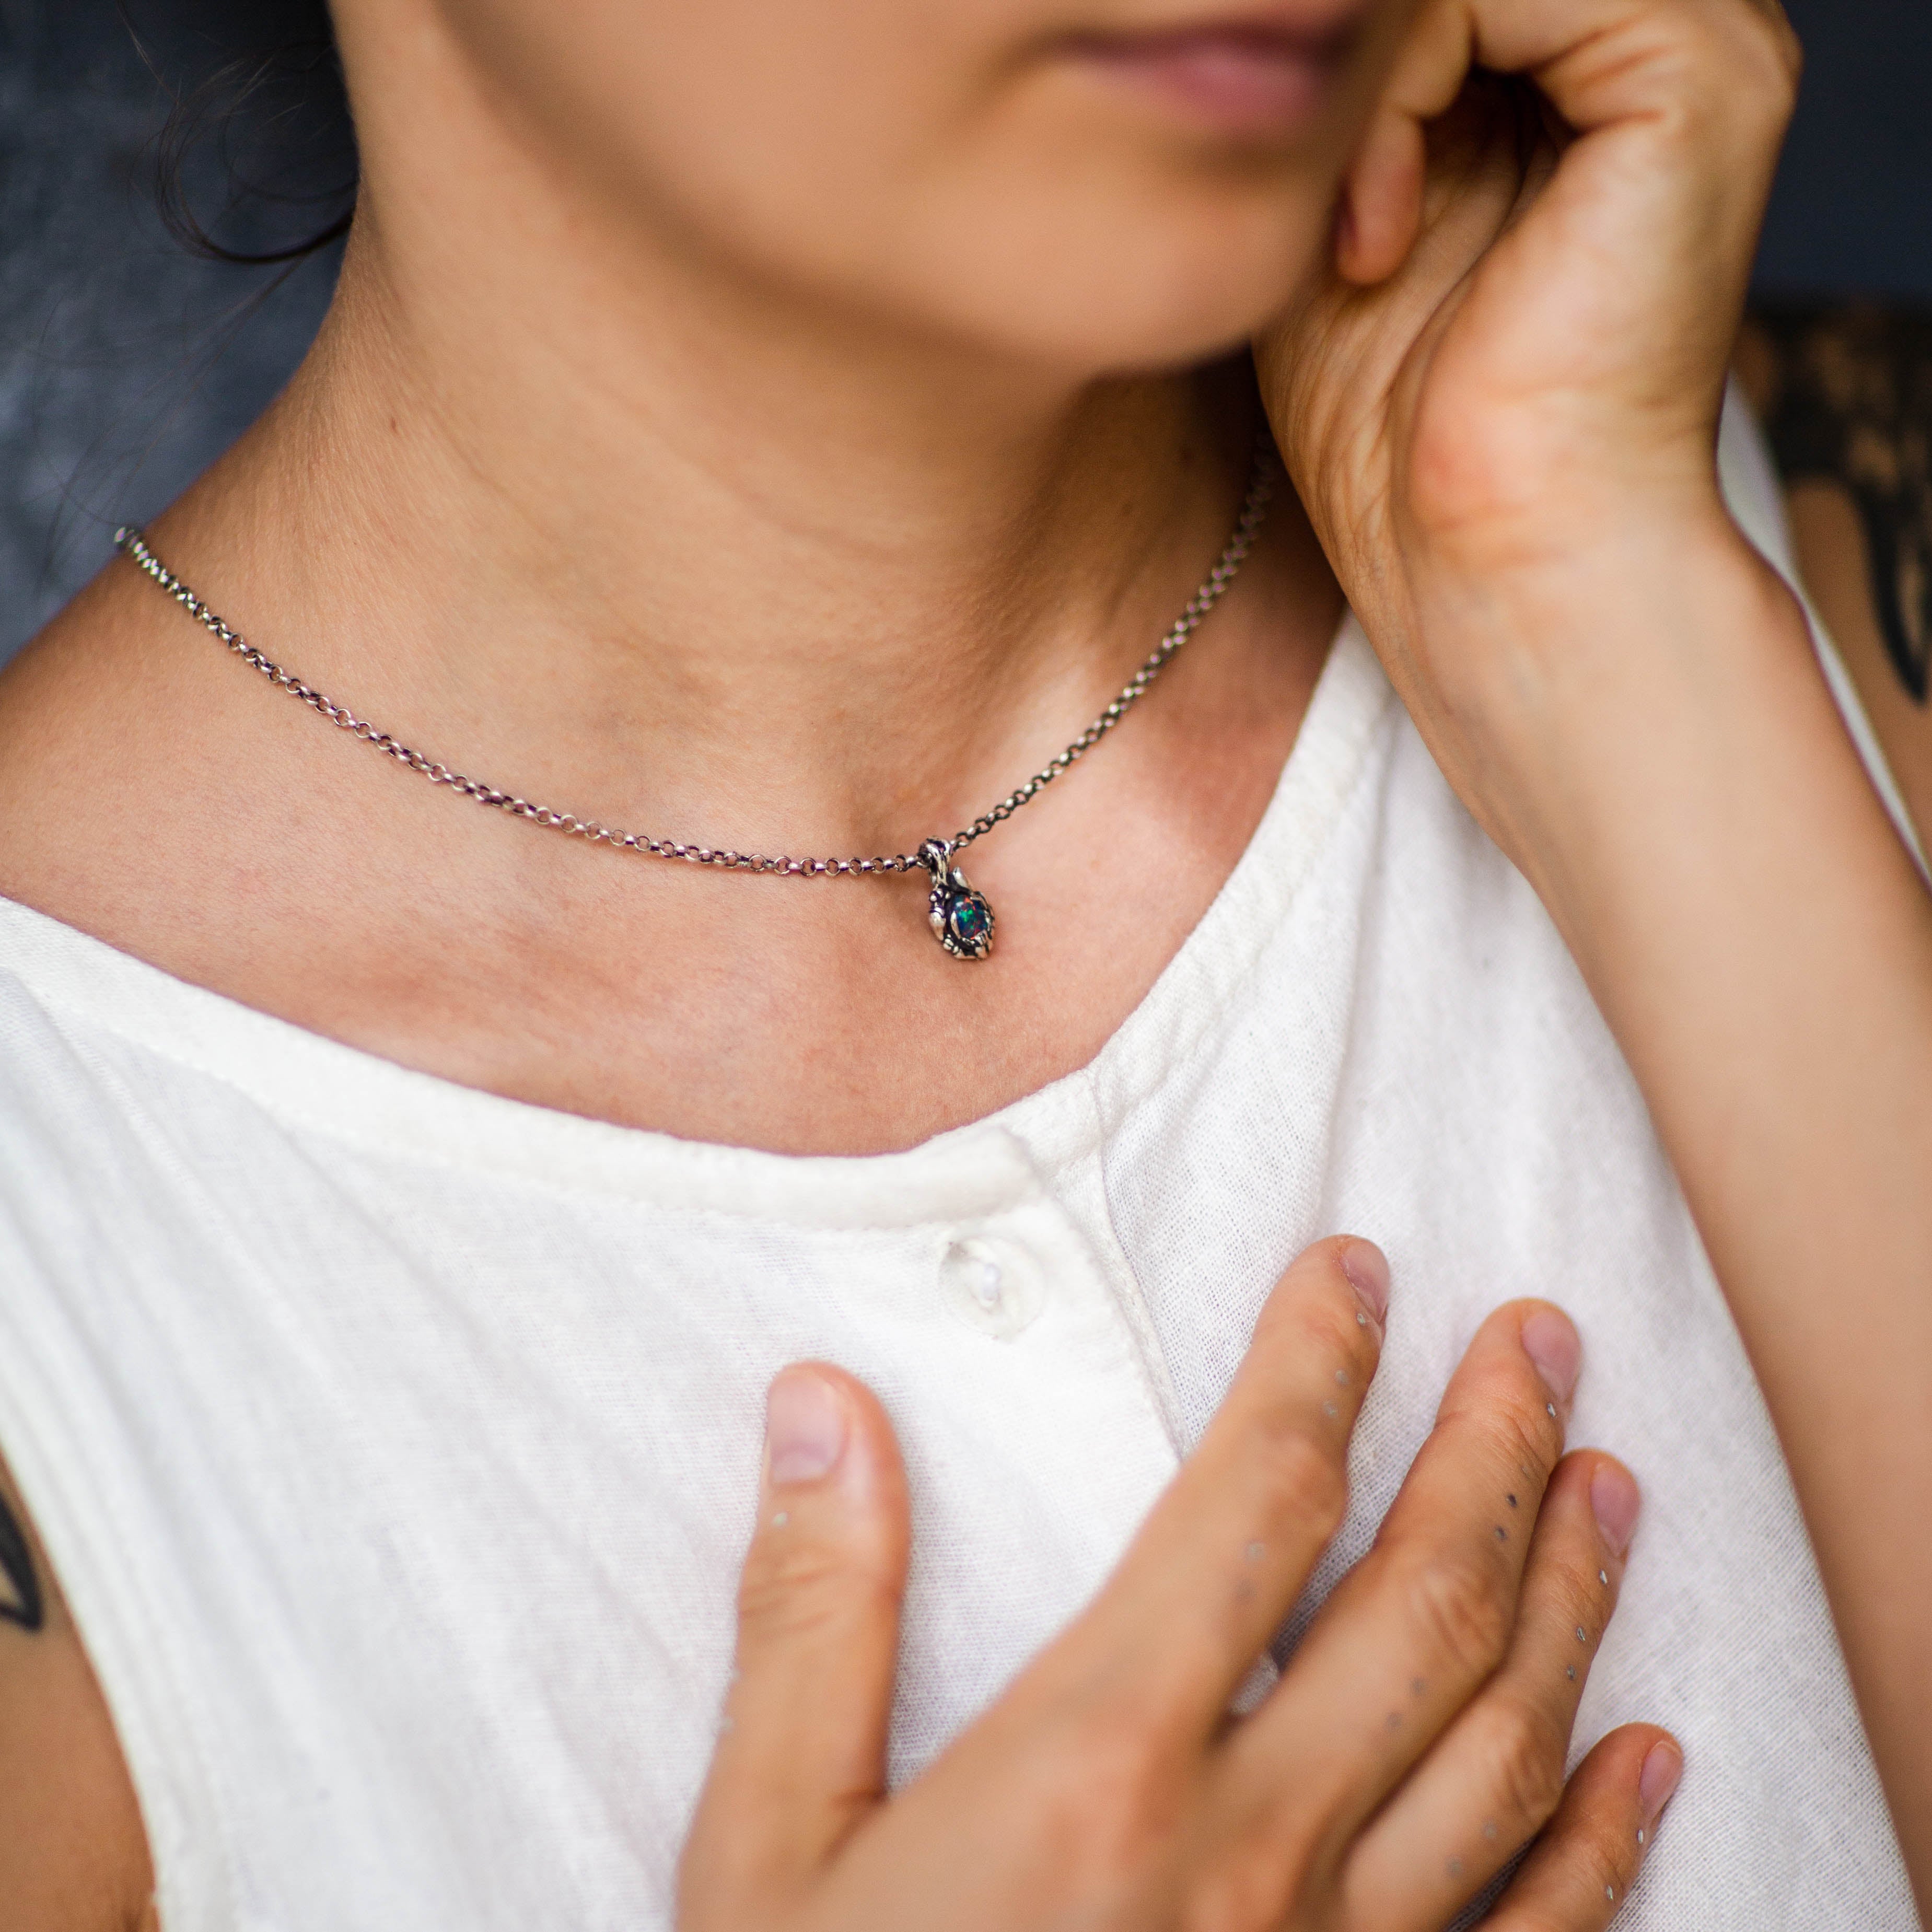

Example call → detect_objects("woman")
0 0 1926 1927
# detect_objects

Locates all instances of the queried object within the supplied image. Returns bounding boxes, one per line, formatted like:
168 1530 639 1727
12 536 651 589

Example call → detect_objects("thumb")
679 1364 911 1924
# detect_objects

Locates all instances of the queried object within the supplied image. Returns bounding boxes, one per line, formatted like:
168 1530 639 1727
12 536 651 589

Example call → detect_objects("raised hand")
1256 0 1800 848
679 1239 1678 1931
1259 8 1932 1906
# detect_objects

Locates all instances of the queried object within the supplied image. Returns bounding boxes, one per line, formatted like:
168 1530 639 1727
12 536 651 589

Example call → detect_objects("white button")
938 1233 1046 1340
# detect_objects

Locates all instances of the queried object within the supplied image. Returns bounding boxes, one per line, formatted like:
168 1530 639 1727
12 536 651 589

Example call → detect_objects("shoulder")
1736 303 1932 849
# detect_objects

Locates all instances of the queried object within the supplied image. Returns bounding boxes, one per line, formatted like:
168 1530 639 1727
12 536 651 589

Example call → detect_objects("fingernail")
1520 1310 1581 1406
1639 1740 1683 1825
1341 1242 1390 1327
765 1369 847 1486
1590 1461 1642 1556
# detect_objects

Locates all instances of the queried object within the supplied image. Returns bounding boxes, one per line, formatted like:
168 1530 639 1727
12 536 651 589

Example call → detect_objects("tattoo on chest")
1751 304 1932 705
0 1494 44 1633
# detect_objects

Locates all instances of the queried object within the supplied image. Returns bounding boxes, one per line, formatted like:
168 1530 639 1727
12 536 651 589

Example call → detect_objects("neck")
150 8 1268 860
2 0 1342 1154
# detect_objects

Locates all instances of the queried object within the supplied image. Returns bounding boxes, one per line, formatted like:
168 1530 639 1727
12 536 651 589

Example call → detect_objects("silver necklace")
114 447 1273 962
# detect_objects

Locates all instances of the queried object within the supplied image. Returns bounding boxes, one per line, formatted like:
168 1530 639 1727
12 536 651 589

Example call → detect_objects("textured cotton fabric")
0 395 1918 1930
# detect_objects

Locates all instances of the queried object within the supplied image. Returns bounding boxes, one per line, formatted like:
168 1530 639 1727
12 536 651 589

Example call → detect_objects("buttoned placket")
892 1128 1283 1731
905 1126 1283 1733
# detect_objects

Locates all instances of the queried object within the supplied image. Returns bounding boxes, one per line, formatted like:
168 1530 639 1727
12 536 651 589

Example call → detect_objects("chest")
0 727 1912 1929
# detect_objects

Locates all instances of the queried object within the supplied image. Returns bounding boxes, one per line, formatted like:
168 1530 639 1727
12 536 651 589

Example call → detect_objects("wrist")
1395 515 1809 888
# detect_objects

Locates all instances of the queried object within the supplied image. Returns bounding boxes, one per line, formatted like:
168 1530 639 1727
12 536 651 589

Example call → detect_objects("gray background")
2 0 1928 662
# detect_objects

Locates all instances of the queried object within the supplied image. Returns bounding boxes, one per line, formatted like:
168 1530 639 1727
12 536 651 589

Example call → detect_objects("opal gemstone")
950 896 989 942
921 843 993 959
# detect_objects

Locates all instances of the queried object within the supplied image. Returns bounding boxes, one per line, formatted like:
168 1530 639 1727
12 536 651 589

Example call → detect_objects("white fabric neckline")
0 618 1391 1228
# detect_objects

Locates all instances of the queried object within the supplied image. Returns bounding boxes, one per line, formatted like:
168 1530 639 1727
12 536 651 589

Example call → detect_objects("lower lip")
1068 27 1350 139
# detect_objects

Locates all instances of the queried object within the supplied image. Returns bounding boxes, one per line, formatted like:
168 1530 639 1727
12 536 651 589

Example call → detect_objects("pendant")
918 839 995 961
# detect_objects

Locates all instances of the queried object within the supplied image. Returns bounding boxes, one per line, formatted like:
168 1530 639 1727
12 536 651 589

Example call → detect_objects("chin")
867 179 1340 377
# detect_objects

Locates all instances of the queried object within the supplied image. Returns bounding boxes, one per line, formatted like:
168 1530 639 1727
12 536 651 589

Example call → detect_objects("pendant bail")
918 838 995 961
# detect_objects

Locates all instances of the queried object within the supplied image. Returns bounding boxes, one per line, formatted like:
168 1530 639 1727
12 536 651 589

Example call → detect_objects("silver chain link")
114 443 1274 880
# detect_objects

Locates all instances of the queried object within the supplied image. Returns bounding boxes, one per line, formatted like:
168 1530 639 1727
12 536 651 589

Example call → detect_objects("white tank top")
0 394 1918 1931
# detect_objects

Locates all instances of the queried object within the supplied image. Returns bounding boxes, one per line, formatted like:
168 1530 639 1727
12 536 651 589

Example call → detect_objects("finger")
1278 79 1545 483
1453 0 1798 152
1341 1451 1642 1927
678 1365 910 1923
1217 1301 1578 1840
1337 103 1426 285
1340 0 1798 306
1455 0 1798 317
1482 1726 1684 1930
1040 1237 1388 1746
1336 0 1472 284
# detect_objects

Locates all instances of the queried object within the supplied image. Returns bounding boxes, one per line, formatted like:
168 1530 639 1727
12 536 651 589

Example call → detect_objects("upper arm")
0 1454 155 1932
1736 303 1932 852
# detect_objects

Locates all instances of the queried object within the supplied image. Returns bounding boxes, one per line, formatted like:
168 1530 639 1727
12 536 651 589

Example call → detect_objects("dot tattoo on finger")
1246 1541 1265 1562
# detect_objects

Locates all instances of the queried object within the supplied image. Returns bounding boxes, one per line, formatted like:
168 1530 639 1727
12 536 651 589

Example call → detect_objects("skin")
683 1248 1671 1930
1253 5 1932 1906
1737 303 1932 836
0 0 1927 1923
0 0 1372 1159
0 1462 156 1932
0 1241 1670 1931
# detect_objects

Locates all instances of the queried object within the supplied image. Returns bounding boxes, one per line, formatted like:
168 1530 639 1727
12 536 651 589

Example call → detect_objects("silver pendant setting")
918 839 994 961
